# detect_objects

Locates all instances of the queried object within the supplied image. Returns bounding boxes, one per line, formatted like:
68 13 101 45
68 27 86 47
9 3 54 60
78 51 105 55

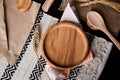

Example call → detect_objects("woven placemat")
0 9 112 80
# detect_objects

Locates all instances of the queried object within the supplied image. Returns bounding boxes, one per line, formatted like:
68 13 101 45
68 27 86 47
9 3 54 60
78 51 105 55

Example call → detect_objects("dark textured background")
34 0 120 80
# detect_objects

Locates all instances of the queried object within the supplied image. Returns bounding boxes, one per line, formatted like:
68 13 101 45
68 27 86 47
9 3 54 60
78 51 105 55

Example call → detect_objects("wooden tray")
40 21 89 70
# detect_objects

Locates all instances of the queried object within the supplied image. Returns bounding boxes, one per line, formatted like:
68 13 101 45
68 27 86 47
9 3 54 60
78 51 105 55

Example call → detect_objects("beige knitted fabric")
0 0 40 65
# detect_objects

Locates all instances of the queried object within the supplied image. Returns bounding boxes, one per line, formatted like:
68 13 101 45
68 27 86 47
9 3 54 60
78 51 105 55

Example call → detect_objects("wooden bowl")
40 21 88 70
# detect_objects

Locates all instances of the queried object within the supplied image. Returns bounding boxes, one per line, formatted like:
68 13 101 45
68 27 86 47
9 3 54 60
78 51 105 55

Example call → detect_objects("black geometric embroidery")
63 66 82 80
29 56 83 80
0 10 44 80
29 56 46 80
39 56 46 65
29 65 39 80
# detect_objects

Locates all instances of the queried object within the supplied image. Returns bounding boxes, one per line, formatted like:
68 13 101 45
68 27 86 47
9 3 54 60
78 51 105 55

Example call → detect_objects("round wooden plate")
40 21 88 70
16 0 32 12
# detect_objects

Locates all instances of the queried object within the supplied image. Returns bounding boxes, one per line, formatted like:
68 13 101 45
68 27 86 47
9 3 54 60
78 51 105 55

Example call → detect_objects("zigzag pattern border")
29 57 83 80
29 56 46 80
63 66 83 80
0 10 44 80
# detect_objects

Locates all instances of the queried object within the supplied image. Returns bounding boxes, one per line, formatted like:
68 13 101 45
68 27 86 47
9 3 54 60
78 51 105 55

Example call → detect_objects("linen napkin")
0 0 8 59
45 4 93 80
0 0 40 64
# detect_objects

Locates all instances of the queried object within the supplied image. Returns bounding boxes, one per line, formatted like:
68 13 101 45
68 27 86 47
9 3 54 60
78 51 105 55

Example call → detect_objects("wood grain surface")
40 21 88 69
16 0 32 12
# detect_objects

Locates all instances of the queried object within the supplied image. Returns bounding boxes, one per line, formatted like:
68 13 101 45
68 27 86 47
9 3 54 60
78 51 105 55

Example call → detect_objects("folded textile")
0 0 40 64
0 0 8 59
